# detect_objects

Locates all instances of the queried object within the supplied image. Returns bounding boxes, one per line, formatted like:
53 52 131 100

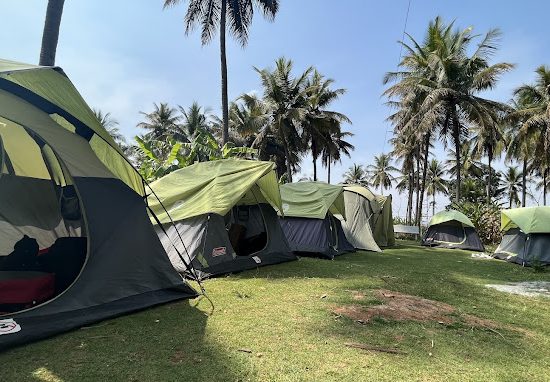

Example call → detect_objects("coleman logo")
212 247 227 257
0 319 21 336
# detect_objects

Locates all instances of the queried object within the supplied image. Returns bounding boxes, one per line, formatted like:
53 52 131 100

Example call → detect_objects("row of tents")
421 208 550 266
0 59 394 350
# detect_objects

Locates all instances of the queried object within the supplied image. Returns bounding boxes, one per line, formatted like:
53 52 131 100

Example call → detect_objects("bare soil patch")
334 289 500 328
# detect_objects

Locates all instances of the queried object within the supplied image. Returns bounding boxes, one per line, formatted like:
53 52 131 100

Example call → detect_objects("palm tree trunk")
414 151 420 224
452 108 461 203
39 0 65 66
417 134 430 228
220 0 229 144
281 124 293 183
487 151 493 205
312 157 317 181
327 158 331 184
522 159 527 207
544 168 548 206
433 193 436 216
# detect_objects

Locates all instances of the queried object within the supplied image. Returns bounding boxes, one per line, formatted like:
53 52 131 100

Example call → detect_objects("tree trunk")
39 0 65 66
327 157 331 184
414 151 420 224
417 134 430 228
433 193 436 216
544 169 548 206
220 0 229 144
452 108 461 203
281 124 293 183
522 159 527 207
312 157 317 181
487 150 493 205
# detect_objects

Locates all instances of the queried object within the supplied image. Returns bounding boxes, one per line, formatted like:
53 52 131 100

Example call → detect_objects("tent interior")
0 120 86 314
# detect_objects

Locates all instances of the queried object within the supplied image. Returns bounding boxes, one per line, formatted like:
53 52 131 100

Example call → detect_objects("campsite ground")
2 241 550 382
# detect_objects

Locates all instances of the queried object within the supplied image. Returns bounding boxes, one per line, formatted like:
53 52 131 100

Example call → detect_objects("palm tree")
321 130 354 183
390 132 417 224
39 0 65 66
425 159 448 216
367 153 398 195
501 166 523 208
137 102 182 142
178 102 213 142
471 119 507 204
302 70 350 181
164 0 279 144
254 58 311 182
93 109 125 143
343 163 368 186
384 17 513 203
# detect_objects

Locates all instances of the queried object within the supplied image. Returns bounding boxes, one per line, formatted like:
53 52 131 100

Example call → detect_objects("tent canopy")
428 210 474 228
280 182 345 219
0 59 142 195
149 159 282 224
343 185 381 214
501 206 550 234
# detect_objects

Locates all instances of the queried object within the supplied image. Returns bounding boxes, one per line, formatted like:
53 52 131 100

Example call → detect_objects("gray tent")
149 160 297 280
340 186 382 252
0 59 196 350
421 210 485 252
493 207 550 266
279 182 355 259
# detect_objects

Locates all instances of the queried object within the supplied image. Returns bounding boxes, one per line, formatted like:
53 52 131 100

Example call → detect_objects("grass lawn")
1 240 550 382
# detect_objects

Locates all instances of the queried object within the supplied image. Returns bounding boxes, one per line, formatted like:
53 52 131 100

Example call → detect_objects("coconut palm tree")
93 109 125 145
343 164 368 186
367 153 398 195
39 0 65 66
384 17 513 203
425 159 448 216
163 0 279 144
137 103 182 141
302 70 350 181
321 130 354 183
178 102 213 142
254 58 311 182
501 166 523 208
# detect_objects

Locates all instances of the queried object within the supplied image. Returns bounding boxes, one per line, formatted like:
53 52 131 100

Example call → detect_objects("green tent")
279 182 354 259
149 159 296 279
494 206 550 266
422 210 484 251
0 58 196 350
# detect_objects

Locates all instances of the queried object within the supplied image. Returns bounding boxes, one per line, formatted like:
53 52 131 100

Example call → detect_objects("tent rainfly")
493 206 550 266
148 159 297 280
279 182 355 259
342 185 396 250
421 210 484 251
0 58 196 350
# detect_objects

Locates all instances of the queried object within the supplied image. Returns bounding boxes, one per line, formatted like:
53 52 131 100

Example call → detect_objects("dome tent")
493 206 550 266
149 159 297 280
279 182 355 259
0 59 196 350
421 210 484 251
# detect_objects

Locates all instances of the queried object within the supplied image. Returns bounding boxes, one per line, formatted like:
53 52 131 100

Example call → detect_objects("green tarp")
280 182 345 219
501 206 550 233
148 159 282 224
428 210 474 228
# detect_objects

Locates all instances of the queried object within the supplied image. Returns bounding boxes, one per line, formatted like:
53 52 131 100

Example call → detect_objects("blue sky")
2 1 549 218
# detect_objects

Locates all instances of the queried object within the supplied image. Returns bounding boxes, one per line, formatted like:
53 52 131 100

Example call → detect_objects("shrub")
451 202 502 245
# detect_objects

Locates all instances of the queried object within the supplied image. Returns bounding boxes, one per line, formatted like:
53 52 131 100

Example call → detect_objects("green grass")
2 241 550 382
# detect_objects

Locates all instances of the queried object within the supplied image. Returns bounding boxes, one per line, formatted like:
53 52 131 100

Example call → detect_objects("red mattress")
0 271 55 305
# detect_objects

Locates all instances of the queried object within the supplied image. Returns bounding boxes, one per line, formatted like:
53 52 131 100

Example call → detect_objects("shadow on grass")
0 300 250 382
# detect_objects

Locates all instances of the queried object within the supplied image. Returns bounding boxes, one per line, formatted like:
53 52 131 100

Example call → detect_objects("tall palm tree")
390 132 417 224
178 101 213 141
471 119 507 204
501 166 523 208
321 130 354 183
302 70 350 181
343 163 368 186
425 159 448 216
367 153 398 195
39 0 65 66
164 0 279 144
384 17 513 203
254 58 311 182
137 102 182 142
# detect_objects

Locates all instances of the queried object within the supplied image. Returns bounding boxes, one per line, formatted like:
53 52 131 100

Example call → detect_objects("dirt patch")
351 291 365 300
170 350 186 364
334 289 500 328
